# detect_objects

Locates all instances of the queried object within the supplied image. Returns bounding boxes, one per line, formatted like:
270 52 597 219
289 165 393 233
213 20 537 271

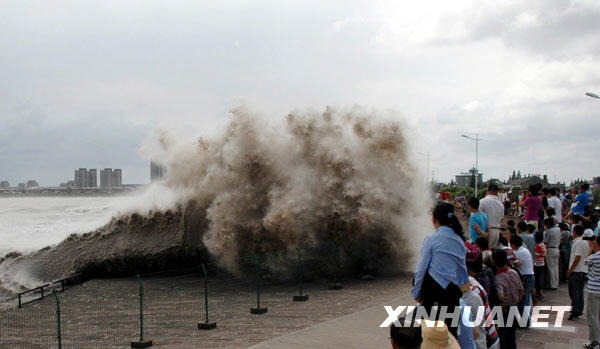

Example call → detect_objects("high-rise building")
74 168 88 187
100 168 112 188
87 169 97 188
0 181 9 189
151 161 166 181
100 168 122 188
74 168 97 188
113 169 122 187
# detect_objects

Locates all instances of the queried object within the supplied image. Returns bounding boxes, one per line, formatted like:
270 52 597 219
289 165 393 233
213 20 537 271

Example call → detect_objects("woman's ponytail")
433 202 465 239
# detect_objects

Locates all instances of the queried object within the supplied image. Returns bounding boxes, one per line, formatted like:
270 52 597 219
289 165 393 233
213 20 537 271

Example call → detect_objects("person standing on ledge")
480 183 504 249
412 202 469 339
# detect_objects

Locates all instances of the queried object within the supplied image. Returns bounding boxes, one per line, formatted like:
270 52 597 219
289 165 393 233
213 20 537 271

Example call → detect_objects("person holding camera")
567 225 590 320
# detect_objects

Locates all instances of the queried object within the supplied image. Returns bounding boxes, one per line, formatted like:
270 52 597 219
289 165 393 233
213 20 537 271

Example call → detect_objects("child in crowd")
517 221 535 258
547 207 558 225
506 220 516 235
534 231 547 302
497 235 519 269
476 236 493 268
526 223 537 245
468 197 488 243
493 249 524 349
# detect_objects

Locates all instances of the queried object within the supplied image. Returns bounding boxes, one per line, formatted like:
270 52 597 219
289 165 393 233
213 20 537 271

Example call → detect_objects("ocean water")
0 196 124 257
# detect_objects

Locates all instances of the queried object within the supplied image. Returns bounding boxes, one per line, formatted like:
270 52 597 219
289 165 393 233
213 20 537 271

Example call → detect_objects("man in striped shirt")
468 276 499 349
584 235 600 349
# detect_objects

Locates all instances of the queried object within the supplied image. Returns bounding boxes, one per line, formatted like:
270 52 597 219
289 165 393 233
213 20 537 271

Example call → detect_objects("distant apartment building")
26 180 39 188
113 169 122 187
100 168 123 188
17 183 25 190
150 161 166 181
0 181 9 189
88 169 97 188
74 168 98 188
74 168 87 187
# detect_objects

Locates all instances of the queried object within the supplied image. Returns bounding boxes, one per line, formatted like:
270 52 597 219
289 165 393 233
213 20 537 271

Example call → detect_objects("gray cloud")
1 1 600 185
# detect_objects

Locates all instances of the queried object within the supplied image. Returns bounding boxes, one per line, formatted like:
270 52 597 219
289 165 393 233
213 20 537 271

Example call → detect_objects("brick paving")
517 280 590 349
0 271 590 348
0 273 412 348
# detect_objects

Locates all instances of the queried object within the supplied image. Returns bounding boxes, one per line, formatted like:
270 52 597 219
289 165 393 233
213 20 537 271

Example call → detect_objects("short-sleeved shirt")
544 227 561 248
535 243 547 266
468 277 499 348
495 268 523 307
519 233 536 258
560 230 572 250
514 246 534 275
523 196 542 221
499 246 519 269
573 192 590 215
570 237 590 273
547 196 562 222
469 211 488 243
585 252 600 294
480 195 504 228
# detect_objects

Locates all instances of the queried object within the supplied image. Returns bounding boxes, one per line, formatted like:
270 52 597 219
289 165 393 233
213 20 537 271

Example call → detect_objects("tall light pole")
417 151 431 184
462 133 481 197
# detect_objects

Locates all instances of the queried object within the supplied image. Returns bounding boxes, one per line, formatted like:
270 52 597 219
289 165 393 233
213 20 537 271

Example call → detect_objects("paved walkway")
251 280 590 349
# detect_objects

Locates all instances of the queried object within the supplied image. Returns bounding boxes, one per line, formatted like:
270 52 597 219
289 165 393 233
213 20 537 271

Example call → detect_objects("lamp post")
462 133 481 197
417 151 431 184
586 92 600 99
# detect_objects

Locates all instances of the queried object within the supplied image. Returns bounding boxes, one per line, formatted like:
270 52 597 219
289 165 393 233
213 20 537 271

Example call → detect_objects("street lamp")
417 151 431 184
586 92 600 99
462 133 481 197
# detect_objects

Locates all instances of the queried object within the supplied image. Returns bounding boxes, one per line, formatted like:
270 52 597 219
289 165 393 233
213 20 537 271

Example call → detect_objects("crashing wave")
0 105 430 294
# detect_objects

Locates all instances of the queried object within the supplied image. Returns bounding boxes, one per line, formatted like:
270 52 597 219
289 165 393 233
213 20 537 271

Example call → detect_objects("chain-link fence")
0 248 353 348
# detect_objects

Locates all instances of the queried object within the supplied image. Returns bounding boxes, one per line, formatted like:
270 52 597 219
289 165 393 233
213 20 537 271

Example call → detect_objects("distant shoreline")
0 186 143 197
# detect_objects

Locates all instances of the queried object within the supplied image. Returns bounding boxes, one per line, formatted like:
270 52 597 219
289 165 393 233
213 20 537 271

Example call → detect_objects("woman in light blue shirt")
412 201 469 339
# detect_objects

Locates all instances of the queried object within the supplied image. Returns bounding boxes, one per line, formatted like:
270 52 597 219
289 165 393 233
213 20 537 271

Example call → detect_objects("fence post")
250 254 268 314
131 274 152 348
198 264 216 330
328 239 343 290
18 293 21 308
293 248 308 301
53 290 62 349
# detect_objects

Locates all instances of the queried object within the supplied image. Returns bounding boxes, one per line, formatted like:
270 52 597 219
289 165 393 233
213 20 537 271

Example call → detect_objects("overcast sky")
1 0 600 186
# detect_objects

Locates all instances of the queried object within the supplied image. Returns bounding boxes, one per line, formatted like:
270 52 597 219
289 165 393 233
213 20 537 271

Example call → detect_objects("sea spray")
142 105 431 277
0 105 431 294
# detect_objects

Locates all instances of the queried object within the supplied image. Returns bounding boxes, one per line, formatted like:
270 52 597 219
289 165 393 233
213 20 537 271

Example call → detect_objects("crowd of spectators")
390 183 600 349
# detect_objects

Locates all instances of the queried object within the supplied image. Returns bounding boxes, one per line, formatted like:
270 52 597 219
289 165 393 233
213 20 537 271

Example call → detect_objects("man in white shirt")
547 188 562 223
479 183 504 249
567 225 590 320
511 235 535 327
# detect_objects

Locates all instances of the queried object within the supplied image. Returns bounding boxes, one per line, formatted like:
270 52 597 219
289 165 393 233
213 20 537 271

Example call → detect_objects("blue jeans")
519 274 535 326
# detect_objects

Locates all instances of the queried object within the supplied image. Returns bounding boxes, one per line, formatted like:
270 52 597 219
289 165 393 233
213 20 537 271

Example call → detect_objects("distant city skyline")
2 166 129 188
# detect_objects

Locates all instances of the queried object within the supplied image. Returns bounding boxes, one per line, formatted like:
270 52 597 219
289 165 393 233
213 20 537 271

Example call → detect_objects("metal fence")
0 250 343 348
